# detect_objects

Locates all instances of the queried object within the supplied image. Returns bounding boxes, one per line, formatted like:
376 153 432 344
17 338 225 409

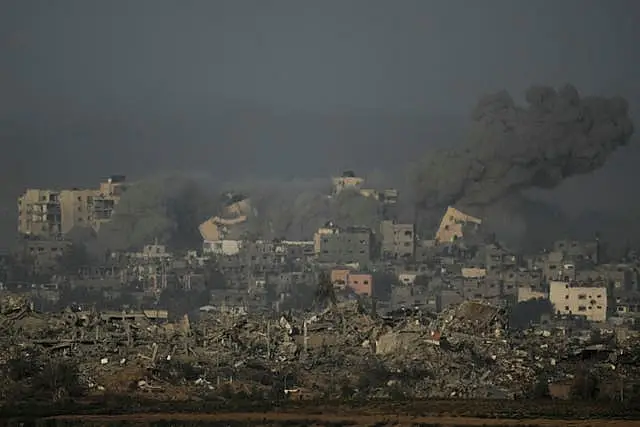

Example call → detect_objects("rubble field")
3 293 640 422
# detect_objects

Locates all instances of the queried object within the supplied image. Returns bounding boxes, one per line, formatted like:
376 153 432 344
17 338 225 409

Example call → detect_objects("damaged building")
17 175 127 239
199 193 253 255
435 206 482 244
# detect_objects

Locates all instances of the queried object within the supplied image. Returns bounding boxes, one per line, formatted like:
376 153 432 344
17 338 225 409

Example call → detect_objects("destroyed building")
435 206 482 244
199 193 253 255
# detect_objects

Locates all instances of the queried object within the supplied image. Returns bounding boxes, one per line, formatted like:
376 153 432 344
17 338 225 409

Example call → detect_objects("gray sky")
1 0 639 236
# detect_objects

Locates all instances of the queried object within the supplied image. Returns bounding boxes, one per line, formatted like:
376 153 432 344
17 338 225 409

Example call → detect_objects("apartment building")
18 176 126 238
314 222 372 265
549 280 608 322
17 190 62 237
380 220 414 260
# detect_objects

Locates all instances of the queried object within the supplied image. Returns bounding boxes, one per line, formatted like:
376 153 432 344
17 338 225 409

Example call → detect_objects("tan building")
435 206 482 243
549 280 607 322
17 190 62 237
18 176 126 238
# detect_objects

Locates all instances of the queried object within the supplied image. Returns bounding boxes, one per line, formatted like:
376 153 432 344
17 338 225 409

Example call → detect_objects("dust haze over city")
1 0 638 249
3 0 640 424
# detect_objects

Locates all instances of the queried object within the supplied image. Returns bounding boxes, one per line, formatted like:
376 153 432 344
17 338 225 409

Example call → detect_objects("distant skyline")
0 0 638 241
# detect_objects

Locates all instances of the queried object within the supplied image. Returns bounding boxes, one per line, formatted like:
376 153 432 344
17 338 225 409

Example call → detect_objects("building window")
565 306 570 311
578 306 586 312
578 294 586 300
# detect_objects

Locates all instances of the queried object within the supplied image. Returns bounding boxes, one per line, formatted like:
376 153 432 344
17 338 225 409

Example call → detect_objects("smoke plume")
97 176 384 251
97 173 220 251
412 85 634 210
97 84 635 251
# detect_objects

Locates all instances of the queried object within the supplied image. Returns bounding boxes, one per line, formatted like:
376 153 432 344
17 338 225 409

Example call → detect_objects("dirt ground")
46 412 640 427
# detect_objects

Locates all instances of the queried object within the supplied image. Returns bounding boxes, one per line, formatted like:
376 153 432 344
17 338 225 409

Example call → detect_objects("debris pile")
1 294 640 402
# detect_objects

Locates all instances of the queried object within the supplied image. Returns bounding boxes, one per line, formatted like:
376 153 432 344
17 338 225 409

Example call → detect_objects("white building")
203 239 241 256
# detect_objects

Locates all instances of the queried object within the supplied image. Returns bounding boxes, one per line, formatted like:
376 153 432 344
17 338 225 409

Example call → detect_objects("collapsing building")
199 194 254 256
435 206 482 244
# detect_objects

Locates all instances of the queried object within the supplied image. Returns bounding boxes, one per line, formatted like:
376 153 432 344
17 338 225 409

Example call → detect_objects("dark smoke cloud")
95 85 635 252
97 173 219 252
412 85 634 210
97 176 384 251
215 178 384 241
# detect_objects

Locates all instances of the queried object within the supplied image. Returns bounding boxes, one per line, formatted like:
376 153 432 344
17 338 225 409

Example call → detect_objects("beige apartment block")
18 176 126 238
17 189 62 238
549 280 607 322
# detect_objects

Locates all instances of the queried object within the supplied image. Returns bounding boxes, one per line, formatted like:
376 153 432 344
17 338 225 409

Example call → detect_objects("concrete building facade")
17 190 62 238
346 273 373 296
314 224 372 265
18 176 126 238
549 280 608 322
380 220 414 260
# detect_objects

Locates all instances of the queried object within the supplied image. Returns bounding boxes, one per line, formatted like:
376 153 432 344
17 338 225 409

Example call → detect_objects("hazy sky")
1 0 639 235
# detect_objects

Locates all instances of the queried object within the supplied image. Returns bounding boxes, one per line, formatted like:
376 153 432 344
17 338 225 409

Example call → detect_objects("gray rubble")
2 293 640 402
